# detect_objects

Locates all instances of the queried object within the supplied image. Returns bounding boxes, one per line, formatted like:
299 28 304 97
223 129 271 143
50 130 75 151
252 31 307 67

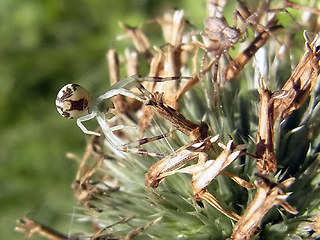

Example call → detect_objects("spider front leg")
96 84 148 103
104 74 191 101
77 110 101 136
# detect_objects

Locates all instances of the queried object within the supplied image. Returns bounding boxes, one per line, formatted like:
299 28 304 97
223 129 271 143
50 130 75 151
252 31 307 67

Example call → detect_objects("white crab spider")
56 74 189 154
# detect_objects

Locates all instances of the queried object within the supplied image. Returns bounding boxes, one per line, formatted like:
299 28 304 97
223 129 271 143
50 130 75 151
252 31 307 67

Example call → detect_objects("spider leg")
122 129 176 149
96 115 124 148
96 88 146 103
109 125 137 131
107 74 190 95
140 75 191 82
97 115 166 158
77 111 100 136
106 75 190 102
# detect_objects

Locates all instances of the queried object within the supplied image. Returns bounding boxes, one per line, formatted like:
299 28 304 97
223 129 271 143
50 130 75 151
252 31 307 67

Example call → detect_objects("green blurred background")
0 0 205 239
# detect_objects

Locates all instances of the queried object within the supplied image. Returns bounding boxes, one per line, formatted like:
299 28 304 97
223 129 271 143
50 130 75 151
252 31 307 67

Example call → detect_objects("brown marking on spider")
56 84 90 119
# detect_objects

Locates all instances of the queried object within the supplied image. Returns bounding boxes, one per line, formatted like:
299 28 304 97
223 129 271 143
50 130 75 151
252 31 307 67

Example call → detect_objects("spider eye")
56 84 91 119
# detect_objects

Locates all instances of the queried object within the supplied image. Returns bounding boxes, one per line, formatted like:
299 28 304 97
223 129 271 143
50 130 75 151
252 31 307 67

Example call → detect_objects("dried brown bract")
146 91 209 142
202 0 278 65
200 0 284 107
310 216 320 237
224 19 282 81
256 78 287 174
284 0 320 16
106 49 142 114
123 217 161 240
15 218 79 240
107 49 129 113
182 140 250 221
119 22 153 61
118 10 201 135
229 174 298 240
147 137 252 220
255 32 320 174
274 31 320 120
145 135 218 188
138 10 200 134
70 133 119 212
